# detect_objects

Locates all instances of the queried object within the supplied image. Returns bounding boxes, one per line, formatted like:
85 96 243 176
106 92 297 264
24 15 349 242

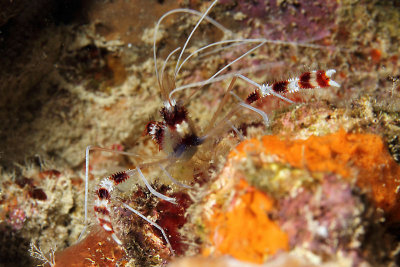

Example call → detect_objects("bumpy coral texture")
279 174 367 264
231 129 400 221
205 179 289 264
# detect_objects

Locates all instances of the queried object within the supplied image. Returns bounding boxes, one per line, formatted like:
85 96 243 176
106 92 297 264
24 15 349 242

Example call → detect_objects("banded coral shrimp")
77 0 341 264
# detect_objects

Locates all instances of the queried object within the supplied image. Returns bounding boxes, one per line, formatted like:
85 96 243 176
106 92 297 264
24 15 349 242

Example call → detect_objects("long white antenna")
78 145 91 241
169 41 266 99
161 47 181 95
153 6 231 89
175 38 265 77
174 0 219 76
169 62 283 97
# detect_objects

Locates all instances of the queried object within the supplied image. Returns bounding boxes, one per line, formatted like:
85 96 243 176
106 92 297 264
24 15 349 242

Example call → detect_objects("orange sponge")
205 179 289 264
231 129 400 220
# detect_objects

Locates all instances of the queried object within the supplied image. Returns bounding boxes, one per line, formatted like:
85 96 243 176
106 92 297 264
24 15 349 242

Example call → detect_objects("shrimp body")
84 0 341 260
145 100 205 162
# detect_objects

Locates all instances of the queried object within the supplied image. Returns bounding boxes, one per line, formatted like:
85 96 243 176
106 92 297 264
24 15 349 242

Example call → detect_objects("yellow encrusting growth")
230 129 400 221
205 179 289 264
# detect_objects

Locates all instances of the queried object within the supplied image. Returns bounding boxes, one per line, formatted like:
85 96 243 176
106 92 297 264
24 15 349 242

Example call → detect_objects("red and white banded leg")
80 145 189 254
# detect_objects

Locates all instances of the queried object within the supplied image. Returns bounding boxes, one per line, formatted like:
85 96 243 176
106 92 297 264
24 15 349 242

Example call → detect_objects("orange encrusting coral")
205 179 289 264
231 129 400 220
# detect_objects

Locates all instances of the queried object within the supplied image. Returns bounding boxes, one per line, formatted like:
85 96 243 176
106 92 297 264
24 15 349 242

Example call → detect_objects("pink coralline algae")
279 174 367 263
220 0 339 42
6 208 26 231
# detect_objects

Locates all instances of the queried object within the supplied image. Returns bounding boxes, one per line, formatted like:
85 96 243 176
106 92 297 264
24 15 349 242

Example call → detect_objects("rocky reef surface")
0 0 399 266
